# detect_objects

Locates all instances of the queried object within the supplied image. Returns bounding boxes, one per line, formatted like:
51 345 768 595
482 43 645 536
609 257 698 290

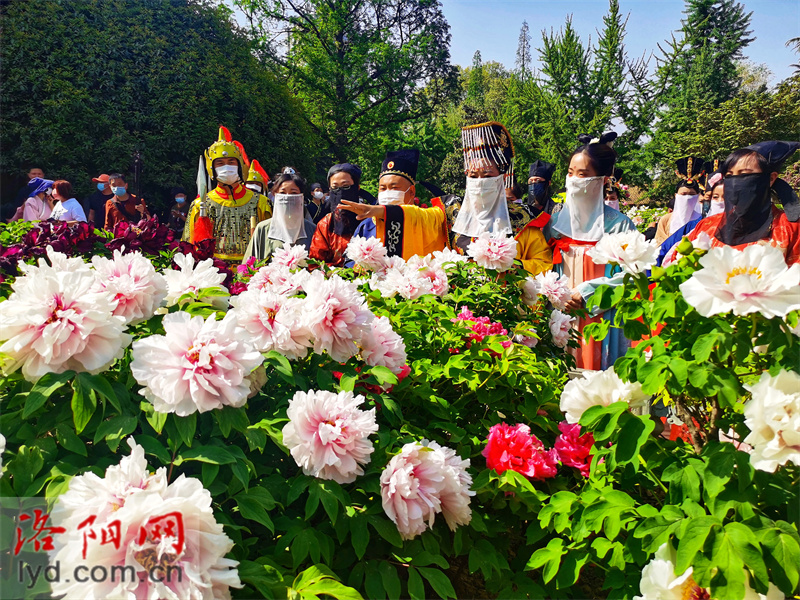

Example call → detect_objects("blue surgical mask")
113 186 126 196
175 196 186 204
97 182 106 192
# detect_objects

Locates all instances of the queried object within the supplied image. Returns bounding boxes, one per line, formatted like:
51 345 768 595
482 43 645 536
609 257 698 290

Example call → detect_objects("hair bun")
599 132 618 145
577 134 593 144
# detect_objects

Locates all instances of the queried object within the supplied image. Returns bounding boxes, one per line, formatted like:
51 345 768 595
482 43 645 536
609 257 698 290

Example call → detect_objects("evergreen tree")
466 51 485 106
515 21 532 80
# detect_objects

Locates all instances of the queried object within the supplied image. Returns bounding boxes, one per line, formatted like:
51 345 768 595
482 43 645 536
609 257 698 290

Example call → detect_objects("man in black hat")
664 140 800 266
340 149 450 259
527 159 556 217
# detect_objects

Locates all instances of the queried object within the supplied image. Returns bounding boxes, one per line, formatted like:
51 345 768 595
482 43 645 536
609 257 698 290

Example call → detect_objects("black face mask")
327 187 360 237
716 173 773 246
528 182 548 204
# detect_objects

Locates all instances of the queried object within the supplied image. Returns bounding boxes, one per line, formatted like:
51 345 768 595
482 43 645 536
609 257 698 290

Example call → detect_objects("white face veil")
670 193 702 235
451 175 512 237
552 175 606 241
268 193 306 244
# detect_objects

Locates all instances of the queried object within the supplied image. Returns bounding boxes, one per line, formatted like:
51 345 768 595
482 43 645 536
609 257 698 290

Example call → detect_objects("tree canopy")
0 0 315 209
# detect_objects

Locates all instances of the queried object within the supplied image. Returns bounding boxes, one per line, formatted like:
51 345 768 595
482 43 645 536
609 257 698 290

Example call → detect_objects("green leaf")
613 416 655 467
350 514 369 560
94 415 138 451
675 516 720 575
173 412 196 448
176 445 235 465
378 561 401 600
236 489 275 532
71 379 97 434
301 578 364 600
368 515 403 548
703 451 735 499
418 567 456 600
23 371 74 418
76 372 121 412
760 526 800 594
526 537 565 583
579 402 628 441
406 567 425 600
55 424 87 456
135 434 171 464
143 402 167 434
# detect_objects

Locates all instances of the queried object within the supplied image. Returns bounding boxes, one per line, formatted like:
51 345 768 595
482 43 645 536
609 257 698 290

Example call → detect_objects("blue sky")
440 0 799 83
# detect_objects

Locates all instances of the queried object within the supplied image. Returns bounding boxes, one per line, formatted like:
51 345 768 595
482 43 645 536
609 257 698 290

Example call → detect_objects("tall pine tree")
515 21 532 80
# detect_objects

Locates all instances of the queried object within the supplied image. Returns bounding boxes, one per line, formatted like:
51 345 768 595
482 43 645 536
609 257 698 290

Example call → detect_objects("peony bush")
0 220 798 600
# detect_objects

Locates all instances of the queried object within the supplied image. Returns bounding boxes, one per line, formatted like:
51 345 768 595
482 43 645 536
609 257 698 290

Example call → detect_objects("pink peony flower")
248 263 303 296
229 288 312 360
407 256 449 296
49 438 241 600
91 249 168 325
429 248 468 270
359 316 407 374
554 422 594 477
429 442 474 531
482 423 558 481
521 276 541 306
282 389 379 483
0 248 131 381
302 275 374 362
237 256 257 276
346 236 390 272
163 253 228 309
549 309 575 348
466 233 518 272
534 271 572 310
380 440 472 540
271 244 308 270
372 264 433 299
131 312 264 415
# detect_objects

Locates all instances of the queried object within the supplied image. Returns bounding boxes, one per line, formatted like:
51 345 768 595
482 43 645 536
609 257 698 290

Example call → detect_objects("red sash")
549 236 597 265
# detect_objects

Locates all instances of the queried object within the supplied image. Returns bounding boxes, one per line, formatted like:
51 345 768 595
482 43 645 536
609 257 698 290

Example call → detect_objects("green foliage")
0 0 315 211
236 0 459 169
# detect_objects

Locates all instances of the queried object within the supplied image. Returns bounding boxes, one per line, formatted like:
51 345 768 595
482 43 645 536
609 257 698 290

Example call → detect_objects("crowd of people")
4 123 800 372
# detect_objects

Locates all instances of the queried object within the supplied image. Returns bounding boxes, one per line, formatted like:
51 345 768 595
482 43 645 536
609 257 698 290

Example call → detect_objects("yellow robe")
182 184 271 262
374 201 449 260
514 224 553 276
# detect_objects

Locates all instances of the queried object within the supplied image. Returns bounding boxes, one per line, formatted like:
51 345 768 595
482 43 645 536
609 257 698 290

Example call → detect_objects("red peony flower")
554 421 595 478
482 423 558 481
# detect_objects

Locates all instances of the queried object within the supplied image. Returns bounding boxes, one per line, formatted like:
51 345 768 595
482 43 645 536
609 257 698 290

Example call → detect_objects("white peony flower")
163 253 229 309
302 274 374 362
282 389 379 483
743 370 800 472
521 276 541 306
131 312 264 416
559 367 649 424
0 248 131 382
467 233 518 272
380 440 473 540
229 288 312 360
49 437 241 600
587 230 658 275
91 249 168 325
346 236 390 272
533 271 573 310
249 263 305 296
679 244 800 318
429 247 468 270
271 244 308 270
359 315 407 374
549 309 575 349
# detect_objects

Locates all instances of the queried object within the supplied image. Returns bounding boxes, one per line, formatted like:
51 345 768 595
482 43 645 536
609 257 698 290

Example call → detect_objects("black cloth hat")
675 156 705 184
528 159 555 181
327 163 362 186
745 141 800 170
381 149 419 184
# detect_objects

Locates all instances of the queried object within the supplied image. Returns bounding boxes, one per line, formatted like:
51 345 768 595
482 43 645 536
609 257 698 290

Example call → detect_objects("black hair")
310 182 323 191
676 180 701 193
667 198 675 210
108 173 127 183
510 182 523 200
170 186 186 198
272 173 306 196
722 149 771 174
571 132 618 176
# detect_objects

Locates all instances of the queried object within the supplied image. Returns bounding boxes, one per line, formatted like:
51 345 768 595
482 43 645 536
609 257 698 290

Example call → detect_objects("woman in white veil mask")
445 121 552 275
244 169 317 263
545 132 636 371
